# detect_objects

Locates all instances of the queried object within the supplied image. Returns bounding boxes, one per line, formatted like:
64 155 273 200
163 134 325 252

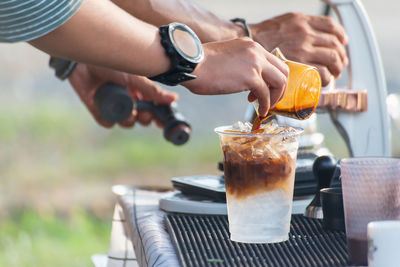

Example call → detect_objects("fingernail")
259 107 267 117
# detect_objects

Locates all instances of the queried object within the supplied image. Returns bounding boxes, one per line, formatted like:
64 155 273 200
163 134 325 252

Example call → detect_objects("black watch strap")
150 71 196 86
149 25 198 86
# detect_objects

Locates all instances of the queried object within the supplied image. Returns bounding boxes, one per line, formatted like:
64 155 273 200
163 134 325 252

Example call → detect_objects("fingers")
261 72 287 108
120 75 178 128
312 63 333 87
127 75 178 104
136 111 153 126
309 15 348 45
118 113 136 128
249 48 288 115
250 80 271 117
309 47 343 78
86 101 114 128
265 52 290 77
263 53 288 106
312 32 348 66
118 110 155 128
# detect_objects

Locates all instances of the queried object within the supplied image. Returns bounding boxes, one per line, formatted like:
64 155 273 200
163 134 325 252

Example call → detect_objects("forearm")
29 0 169 77
112 0 245 42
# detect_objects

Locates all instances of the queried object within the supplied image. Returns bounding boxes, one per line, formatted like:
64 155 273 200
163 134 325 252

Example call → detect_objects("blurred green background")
0 0 399 266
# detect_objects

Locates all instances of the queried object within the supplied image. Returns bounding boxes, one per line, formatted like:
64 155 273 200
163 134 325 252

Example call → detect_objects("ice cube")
227 150 243 162
264 143 281 159
251 147 264 160
232 121 252 132
244 121 253 130
260 119 279 134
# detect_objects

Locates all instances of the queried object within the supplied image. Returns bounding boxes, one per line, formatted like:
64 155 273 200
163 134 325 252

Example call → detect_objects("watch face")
169 23 203 63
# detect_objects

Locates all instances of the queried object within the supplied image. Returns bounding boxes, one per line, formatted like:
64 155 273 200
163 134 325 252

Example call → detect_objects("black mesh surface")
165 214 348 267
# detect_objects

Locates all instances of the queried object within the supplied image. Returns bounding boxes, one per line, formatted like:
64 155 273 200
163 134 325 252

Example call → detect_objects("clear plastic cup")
215 125 302 243
341 157 400 265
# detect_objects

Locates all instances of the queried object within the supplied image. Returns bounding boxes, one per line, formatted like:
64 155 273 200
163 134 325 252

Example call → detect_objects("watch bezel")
168 22 204 64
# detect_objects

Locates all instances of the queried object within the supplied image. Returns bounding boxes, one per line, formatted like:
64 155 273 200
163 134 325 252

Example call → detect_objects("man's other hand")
68 64 178 128
250 12 349 86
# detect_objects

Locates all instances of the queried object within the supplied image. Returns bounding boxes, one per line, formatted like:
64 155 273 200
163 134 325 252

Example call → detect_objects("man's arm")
29 0 170 77
112 0 348 86
28 0 289 117
111 0 246 43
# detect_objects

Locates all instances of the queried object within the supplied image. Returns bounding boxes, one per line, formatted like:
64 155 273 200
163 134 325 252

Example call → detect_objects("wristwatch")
149 22 204 86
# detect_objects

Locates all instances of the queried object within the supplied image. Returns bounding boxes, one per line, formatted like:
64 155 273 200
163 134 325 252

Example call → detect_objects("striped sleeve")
0 0 83 43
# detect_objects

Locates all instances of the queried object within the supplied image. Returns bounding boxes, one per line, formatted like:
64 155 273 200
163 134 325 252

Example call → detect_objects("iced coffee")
215 120 302 243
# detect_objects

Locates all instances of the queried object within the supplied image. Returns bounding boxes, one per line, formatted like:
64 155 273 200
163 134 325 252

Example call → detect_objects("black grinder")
94 82 191 145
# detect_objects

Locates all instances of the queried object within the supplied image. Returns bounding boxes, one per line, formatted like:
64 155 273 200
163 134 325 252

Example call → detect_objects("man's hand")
68 63 178 128
250 13 349 86
183 38 289 117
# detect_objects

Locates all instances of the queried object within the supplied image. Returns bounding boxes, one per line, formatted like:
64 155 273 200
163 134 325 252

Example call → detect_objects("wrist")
248 23 258 39
149 23 204 86
147 30 172 77
228 21 248 39
181 59 204 89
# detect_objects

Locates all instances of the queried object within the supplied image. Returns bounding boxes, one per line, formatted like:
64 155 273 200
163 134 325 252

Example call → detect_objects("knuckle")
331 38 341 49
281 74 288 86
247 73 264 90
325 36 337 47
246 39 261 50
325 17 336 30
238 38 261 53
249 72 263 88
282 64 290 78
296 25 311 40
247 46 264 63
277 76 287 91
330 50 340 64
288 12 303 20
296 44 310 55
243 36 253 42
238 36 254 45
247 50 261 64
